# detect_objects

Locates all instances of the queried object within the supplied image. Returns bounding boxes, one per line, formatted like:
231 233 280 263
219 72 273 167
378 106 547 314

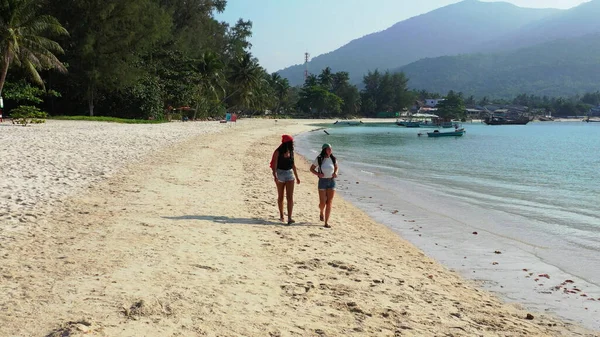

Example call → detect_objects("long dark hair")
319 147 331 157
278 141 294 153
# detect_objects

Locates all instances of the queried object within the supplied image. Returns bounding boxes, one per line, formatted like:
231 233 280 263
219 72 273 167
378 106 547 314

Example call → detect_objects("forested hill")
277 0 558 86
483 0 600 52
398 33 600 98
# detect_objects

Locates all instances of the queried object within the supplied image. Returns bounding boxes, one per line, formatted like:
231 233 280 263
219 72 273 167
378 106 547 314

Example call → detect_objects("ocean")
296 121 600 330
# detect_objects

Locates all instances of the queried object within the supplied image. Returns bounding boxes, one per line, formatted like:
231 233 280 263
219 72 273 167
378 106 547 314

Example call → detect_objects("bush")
11 106 48 126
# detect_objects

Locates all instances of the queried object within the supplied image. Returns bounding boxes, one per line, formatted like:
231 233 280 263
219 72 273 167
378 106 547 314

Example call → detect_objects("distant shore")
0 119 597 336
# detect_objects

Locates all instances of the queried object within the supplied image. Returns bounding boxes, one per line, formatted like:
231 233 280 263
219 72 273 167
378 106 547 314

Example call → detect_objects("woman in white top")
309 143 338 228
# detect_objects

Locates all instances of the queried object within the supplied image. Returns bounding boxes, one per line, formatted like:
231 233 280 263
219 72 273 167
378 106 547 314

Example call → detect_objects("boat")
538 115 554 122
397 113 447 128
425 128 465 137
396 121 421 127
419 121 455 128
334 120 362 125
483 115 531 125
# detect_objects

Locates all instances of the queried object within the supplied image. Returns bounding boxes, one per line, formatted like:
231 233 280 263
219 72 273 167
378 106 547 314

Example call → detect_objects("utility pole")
304 52 310 81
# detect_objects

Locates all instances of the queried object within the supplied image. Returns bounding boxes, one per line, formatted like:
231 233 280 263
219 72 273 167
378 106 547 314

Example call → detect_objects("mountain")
398 33 600 98
277 0 559 86
484 0 600 52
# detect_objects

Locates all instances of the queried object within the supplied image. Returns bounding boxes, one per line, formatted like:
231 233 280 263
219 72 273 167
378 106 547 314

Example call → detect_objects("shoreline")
296 122 600 330
0 119 598 336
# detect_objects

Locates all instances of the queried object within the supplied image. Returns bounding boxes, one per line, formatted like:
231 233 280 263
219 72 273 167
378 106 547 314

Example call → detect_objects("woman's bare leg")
318 189 327 221
276 181 285 221
324 189 335 227
285 180 295 224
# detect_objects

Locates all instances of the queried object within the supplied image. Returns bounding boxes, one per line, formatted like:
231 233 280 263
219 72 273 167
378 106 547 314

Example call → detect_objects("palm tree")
269 72 290 116
304 74 318 88
0 0 68 96
193 52 224 119
318 66 333 90
227 52 262 111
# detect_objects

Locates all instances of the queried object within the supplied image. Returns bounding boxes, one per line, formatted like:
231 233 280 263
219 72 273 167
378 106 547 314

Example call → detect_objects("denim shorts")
318 178 336 190
276 169 295 182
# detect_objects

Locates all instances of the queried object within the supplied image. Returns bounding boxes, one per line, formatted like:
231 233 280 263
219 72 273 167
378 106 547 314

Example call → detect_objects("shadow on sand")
162 215 320 227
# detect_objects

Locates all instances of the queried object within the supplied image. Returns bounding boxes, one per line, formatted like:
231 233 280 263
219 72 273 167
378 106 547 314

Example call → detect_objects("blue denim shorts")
318 178 336 190
276 169 295 182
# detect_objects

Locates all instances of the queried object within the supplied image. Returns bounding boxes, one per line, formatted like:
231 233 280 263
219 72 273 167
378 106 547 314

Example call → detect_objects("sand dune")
0 119 597 336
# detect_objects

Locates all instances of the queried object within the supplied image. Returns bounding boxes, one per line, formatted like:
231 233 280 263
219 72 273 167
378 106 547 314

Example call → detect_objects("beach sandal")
324 224 331 228
319 214 324 221
287 219 295 226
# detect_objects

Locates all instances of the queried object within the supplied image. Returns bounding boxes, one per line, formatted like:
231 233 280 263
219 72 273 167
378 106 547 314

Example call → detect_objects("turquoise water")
296 121 600 329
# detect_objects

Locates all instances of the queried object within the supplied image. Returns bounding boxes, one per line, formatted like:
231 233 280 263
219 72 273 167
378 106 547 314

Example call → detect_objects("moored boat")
425 129 465 137
483 115 531 125
334 120 363 125
396 120 420 127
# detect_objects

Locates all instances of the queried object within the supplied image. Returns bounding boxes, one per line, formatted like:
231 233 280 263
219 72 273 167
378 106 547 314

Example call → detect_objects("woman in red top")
270 135 301 225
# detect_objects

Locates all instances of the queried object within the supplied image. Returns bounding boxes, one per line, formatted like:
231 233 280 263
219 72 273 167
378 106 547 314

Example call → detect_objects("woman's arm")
271 151 278 183
292 164 300 184
310 164 323 178
332 163 338 178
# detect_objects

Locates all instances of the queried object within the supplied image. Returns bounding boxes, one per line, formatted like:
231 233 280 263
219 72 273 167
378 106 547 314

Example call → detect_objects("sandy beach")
0 119 598 336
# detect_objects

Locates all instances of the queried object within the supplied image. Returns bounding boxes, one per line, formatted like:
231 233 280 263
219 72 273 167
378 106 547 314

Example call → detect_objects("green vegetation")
11 106 47 126
361 70 411 117
296 67 411 118
0 0 296 121
51 116 165 124
0 0 68 96
415 88 599 118
435 91 465 121
399 34 600 99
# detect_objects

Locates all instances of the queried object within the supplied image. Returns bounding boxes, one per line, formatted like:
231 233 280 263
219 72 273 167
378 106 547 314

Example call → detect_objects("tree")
318 67 333 90
478 96 490 106
226 19 253 58
297 85 342 118
360 70 410 115
269 72 290 116
464 95 476 106
227 52 263 111
0 0 68 95
436 90 466 121
390 72 411 111
51 0 171 116
304 74 318 87
331 71 360 116
193 52 225 119
158 0 227 57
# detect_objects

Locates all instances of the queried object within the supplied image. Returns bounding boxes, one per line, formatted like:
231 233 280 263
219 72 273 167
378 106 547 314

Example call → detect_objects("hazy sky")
216 0 590 73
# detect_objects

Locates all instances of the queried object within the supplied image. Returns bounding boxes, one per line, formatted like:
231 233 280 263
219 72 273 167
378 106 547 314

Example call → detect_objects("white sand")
0 120 223 230
0 119 598 336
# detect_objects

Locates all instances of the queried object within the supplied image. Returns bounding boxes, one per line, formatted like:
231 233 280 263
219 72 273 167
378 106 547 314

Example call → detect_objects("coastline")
295 121 600 331
0 119 597 336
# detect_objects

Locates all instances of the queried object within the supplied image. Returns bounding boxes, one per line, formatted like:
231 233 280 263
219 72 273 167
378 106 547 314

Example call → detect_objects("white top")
313 156 336 178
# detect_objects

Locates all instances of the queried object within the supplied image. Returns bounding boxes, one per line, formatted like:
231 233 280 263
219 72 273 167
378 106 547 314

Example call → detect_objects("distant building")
425 99 445 107
465 108 483 119
418 107 438 113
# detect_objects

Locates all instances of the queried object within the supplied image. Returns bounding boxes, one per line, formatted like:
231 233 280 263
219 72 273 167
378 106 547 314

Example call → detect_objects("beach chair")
221 113 237 126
